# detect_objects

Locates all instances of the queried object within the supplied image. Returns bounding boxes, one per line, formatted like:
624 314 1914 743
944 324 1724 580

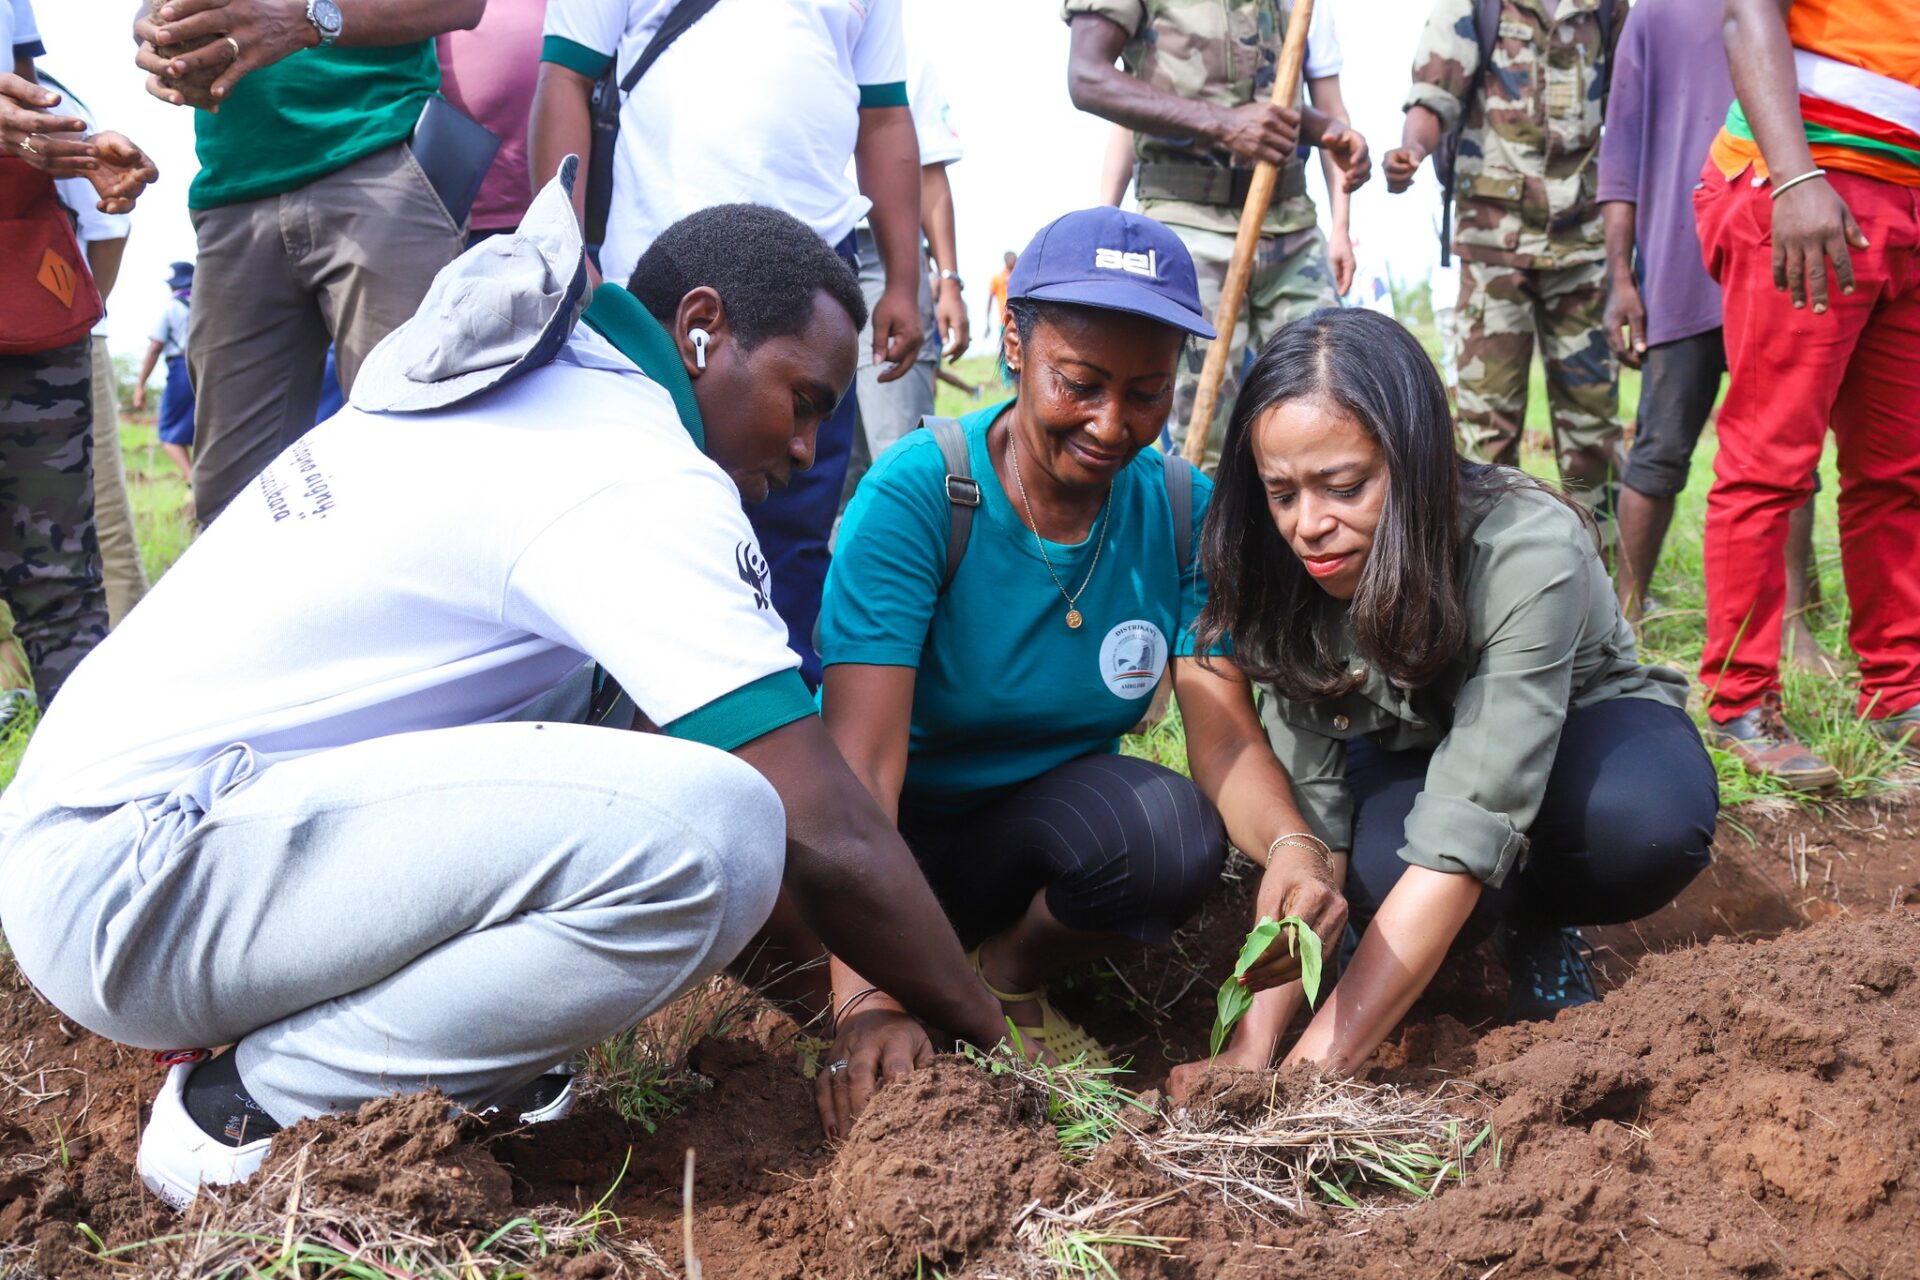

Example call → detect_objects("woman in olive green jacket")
1172 307 1716 1091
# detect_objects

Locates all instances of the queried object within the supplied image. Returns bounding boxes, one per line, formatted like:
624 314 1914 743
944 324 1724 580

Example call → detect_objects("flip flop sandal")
968 947 1114 1070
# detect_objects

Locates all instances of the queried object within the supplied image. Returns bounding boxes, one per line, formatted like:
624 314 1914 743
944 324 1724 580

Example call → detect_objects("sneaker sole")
138 1063 272 1211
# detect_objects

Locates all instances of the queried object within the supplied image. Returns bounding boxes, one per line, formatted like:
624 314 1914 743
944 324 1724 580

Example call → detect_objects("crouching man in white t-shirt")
0 162 1009 1210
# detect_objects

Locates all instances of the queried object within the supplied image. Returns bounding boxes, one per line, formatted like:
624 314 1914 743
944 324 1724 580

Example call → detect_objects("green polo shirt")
1259 480 1690 886
189 43 440 210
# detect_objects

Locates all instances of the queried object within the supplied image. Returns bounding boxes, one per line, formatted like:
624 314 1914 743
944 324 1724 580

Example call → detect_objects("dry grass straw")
1139 1072 1496 1223
1011 1191 1183 1280
78 1133 673 1279
977 1048 1494 1227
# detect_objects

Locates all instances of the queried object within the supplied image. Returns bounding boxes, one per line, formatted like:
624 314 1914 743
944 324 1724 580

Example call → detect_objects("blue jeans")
158 356 197 446
746 232 860 688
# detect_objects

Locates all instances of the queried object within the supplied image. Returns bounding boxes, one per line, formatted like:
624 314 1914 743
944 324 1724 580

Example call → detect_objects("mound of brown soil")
4 807 1916 1280
254 1090 516 1231
1296 910 1920 1280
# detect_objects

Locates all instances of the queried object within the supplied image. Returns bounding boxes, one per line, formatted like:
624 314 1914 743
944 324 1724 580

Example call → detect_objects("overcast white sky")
35 0 1449 363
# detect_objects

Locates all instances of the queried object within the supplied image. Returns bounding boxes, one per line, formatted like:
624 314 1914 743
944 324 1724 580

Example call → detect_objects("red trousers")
1695 163 1920 722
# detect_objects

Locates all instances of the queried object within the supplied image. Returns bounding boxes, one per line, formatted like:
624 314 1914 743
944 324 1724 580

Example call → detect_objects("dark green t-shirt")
189 43 439 210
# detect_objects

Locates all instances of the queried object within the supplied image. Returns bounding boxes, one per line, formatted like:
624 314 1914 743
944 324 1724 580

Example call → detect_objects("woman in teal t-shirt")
813 210 1350 1088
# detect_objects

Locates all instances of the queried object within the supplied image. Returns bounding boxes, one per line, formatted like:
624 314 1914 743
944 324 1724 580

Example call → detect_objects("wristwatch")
306 0 344 46
939 269 964 291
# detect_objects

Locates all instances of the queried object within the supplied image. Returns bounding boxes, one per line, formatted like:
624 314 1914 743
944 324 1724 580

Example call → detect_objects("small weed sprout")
1210 916 1323 1058
964 1027 1155 1158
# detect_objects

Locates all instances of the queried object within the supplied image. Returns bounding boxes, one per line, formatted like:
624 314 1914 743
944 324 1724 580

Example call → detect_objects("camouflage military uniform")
0 338 109 703
1064 0 1338 470
1407 0 1623 531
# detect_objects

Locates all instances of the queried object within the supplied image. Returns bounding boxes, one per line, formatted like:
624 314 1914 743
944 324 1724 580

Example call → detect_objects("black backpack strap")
585 0 725 245
926 417 977 594
1162 448 1193 576
621 0 725 92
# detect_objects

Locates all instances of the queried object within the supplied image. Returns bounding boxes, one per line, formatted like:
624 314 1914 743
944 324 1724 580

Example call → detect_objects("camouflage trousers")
1165 222 1339 473
1454 258 1623 535
0 338 108 703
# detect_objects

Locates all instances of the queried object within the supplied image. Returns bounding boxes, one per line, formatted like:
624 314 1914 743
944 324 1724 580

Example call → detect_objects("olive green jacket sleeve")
1401 495 1589 886
1403 0 1479 132
1257 693 1353 853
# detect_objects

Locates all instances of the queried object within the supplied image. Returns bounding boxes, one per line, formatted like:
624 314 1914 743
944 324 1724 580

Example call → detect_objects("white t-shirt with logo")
0 322 805 826
543 0 908 285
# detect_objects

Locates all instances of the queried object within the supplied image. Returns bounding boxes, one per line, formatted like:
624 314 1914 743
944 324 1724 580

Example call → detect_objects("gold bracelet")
1267 832 1335 878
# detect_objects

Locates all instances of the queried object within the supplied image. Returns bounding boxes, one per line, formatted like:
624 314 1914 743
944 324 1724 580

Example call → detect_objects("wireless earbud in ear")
689 327 711 370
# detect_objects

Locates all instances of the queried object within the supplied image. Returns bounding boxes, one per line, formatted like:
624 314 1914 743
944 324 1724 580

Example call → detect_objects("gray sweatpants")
0 716 784 1124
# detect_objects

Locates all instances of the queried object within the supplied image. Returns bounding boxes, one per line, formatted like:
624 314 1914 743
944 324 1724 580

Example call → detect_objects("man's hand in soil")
1605 274 1648 369
84 133 159 214
1210 101 1301 168
1772 176 1869 314
813 1008 933 1140
0 73 94 177
1319 123 1371 193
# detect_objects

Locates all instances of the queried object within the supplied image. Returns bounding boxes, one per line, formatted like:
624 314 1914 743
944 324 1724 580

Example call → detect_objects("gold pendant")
1066 609 1083 629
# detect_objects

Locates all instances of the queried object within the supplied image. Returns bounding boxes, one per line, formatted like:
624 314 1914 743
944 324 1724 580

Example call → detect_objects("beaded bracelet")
1267 831 1336 878
1769 168 1828 201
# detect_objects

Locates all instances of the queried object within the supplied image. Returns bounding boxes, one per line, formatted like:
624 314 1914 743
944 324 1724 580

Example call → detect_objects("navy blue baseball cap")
1005 207 1215 339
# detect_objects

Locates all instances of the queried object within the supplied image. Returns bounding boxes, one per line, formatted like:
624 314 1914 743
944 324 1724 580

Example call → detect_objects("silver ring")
826 1059 850 1075
19 136 38 156
225 35 241 59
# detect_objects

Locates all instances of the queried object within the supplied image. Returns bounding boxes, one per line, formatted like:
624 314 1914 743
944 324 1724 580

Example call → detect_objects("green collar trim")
582 283 705 450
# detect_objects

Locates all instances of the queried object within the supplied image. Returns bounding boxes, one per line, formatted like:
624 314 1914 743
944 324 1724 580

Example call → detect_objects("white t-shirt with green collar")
542 0 908 284
0 285 813 827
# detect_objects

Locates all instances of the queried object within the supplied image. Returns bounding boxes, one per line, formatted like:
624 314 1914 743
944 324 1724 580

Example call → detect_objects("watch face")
314 0 343 36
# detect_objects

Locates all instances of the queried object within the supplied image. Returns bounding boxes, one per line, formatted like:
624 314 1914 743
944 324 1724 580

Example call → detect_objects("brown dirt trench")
3 795 1918 1279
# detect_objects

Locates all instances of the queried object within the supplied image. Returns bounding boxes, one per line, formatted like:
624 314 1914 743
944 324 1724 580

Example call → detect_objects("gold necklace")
1006 425 1112 630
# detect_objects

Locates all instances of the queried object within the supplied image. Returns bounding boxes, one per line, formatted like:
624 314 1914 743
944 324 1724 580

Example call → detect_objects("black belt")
1134 160 1308 207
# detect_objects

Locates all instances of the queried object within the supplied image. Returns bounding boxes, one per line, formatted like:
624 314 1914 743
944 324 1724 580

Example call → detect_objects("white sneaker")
138 1058 579 1210
483 1064 578 1124
137 1061 273 1211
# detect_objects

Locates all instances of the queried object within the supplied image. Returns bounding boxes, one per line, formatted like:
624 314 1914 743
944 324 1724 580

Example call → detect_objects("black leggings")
1345 698 1717 945
899 754 1229 948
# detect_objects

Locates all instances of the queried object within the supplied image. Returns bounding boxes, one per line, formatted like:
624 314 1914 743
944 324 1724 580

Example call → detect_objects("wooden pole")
1182 0 1317 465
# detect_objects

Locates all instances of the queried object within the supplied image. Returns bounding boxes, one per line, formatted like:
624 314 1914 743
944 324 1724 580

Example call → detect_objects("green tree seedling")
1210 916 1323 1058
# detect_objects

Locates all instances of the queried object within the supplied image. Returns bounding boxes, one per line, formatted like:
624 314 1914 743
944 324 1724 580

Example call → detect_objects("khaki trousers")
187 143 464 522
90 333 148 623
